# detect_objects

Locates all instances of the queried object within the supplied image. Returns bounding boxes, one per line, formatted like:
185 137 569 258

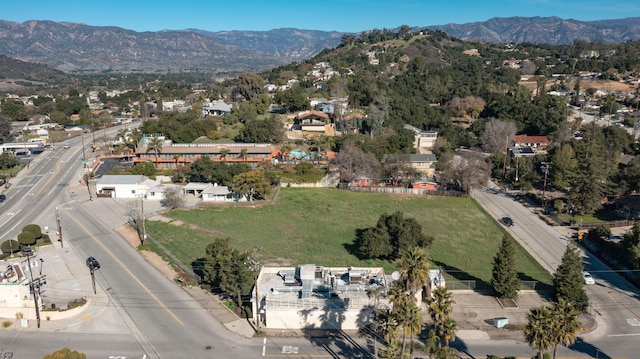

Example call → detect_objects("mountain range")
0 17 639 75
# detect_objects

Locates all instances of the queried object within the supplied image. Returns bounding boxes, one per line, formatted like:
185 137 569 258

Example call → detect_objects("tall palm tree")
524 306 553 359
147 136 163 169
437 317 458 348
366 286 385 358
239 148 249 163
550 299 581 359
428 286 455 332
280 143 292 164
400 247 430 299
115 128 129 145
173 153 181 169
220 148 230 162
398 300 422 357
129 128 143 149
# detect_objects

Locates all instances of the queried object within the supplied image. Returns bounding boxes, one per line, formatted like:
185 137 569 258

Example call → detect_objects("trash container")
51 303 56 309
494 317 508 329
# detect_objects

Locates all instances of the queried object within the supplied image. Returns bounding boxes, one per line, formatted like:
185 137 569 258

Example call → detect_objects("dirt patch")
116 225 180 282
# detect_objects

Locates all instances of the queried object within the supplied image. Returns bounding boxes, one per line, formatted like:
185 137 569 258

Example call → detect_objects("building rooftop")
259 265 388 310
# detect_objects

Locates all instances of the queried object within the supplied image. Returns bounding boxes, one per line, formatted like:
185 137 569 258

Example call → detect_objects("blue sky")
3 0 639 33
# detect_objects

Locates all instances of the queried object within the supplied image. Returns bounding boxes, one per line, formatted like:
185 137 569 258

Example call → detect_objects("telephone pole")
541 162 551 207
26 255 41 328
140 195 146 245
56 208 63 248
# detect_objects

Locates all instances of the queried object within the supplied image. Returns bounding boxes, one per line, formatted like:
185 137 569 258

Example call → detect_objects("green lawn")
146 188 552 285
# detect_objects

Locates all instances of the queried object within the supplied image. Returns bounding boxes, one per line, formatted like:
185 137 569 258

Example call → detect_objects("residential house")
382 153 438 178
411 181 437 190
295 110 331 133
512 135 551 153
403 125 438 153
95 175 179 200
202 100 232 116
350 175 379 187
614 194 640 220
201 183 235 202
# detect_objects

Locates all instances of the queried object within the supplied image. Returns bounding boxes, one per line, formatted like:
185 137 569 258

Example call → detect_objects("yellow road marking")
60 207 184 326
34 152 63 197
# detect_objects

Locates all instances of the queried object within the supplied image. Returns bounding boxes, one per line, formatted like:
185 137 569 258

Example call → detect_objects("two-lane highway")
473 181 640 358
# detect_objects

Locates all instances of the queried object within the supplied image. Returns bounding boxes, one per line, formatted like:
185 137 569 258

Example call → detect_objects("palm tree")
400 247 430 299
173 153 181 169
115 128 129 145
129 128 143 149
280 143 292 164
398 300 422 357
437 317 458 348
550 299 581 359
524 306 553 359
366 286 385 358
239 148 249 163
428 286 455 334
220 148 230 162
146 136 163 169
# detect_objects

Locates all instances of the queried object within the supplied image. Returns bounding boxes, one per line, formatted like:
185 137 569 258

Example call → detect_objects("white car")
582 271 595 285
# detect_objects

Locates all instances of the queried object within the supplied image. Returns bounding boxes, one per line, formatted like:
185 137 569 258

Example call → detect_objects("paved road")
2 126 258 358
471 181 640 358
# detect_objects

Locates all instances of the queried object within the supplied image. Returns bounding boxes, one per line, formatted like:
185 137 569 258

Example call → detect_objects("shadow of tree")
300 295 371 358
517 272 554 293
568 337 612 359
343 228 369 260
432 261 489 292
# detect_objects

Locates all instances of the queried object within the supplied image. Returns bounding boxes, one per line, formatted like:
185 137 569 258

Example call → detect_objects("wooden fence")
348 186 467 197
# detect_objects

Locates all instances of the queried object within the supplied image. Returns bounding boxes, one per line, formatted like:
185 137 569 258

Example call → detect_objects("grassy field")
146 188 552 285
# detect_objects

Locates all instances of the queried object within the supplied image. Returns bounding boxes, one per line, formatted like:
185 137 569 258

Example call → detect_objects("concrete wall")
265 307 372 330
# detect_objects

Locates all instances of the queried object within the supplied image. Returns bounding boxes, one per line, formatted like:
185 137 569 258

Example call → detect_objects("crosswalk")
627 318 640 326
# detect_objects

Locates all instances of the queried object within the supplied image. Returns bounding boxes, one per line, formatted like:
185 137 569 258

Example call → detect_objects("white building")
95 175 179 200
0 260 42 320
254 265 389 330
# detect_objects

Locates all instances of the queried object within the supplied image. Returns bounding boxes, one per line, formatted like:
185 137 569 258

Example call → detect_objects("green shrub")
2 320 12 328
17 231 36 246
22 224 42 239
0 239 20 254
40 233 51 244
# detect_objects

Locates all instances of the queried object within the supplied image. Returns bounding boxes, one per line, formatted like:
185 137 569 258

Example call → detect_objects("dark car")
86 256 100 270
502 216 514 226
0 194 6 202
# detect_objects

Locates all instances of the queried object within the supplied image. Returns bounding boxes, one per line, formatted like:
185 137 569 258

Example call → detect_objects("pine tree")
553 242 588 310
491 235 521 299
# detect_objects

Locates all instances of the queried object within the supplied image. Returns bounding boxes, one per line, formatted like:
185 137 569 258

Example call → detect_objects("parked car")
501 216 514 226
582 271 595 285
86 256 100 270
0 194 5 202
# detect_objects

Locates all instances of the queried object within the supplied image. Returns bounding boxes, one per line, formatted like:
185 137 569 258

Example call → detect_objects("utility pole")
251 247 263 328
502 136 509 178
81 130 87 167
541 162 551 207
140 195 146 245
26 255 41 328
56 208 63 248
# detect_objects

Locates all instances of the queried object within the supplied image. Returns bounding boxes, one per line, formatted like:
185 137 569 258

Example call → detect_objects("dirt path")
116 224 179 281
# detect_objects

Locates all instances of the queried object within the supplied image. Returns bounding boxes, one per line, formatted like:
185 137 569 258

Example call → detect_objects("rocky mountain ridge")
0 17 639 74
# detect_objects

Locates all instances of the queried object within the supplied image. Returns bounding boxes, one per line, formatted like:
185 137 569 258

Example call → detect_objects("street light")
39 258 44 275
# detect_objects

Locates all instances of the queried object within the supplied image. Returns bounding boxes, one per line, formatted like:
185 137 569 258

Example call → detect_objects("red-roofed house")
513 135 551 151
